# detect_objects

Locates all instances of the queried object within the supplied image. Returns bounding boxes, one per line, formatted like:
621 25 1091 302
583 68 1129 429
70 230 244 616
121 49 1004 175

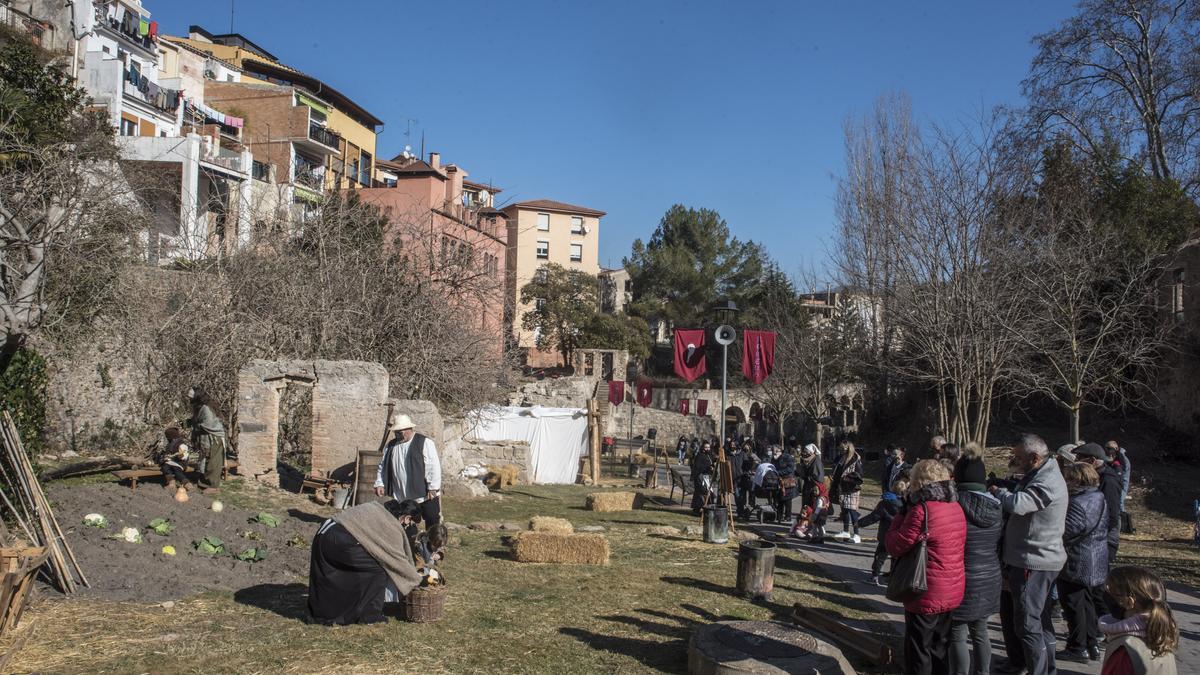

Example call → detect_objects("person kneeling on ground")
308 499 424 625
859 477 908 586
789 479 830 543
156 426 192 493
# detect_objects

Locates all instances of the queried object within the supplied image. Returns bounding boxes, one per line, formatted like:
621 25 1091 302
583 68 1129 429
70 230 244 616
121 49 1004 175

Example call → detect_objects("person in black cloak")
307 498 424 625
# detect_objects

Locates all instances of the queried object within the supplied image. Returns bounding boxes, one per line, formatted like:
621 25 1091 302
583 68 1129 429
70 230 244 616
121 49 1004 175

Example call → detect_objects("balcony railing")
295 169 325 191
101 13 156 54
203 145 246 173
308 122 340 149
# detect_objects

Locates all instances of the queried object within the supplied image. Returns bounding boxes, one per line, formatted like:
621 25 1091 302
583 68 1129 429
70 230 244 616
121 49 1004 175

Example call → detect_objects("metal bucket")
702 505 729 544
736 539 776 600
331 486 352 509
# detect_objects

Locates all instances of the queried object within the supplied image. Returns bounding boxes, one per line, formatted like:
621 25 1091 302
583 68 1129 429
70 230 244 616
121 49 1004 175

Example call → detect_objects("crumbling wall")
237 360 389 485
459 439 531 483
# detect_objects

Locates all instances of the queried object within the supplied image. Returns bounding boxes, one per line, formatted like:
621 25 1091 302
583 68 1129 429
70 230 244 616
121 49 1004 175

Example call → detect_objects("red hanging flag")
697 399 708 416
636 380 653 407
742 330 777 385
679 399 690 416
673 329 707 383
607 380 624 407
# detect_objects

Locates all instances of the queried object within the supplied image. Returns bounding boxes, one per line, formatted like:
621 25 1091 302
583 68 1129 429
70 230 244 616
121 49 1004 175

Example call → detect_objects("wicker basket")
401 583 447 623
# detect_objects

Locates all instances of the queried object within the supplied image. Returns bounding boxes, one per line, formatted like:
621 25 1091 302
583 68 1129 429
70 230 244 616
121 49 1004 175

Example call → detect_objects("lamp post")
712 300 739 463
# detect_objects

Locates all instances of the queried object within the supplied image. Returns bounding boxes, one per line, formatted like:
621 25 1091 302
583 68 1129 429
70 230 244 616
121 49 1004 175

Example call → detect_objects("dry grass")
1 482 894 674
586 491 643 512
510 532 610 565
529 516 574 534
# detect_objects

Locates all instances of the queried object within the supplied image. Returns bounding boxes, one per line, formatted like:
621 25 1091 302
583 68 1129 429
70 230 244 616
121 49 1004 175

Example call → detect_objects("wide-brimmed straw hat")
390 414 415 431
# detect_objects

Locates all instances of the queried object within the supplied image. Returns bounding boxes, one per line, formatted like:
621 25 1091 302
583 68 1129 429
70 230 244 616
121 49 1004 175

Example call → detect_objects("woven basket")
401 583 447 623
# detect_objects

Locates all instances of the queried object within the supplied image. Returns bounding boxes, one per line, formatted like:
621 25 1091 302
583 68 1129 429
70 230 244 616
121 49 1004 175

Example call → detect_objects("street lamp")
711 300 739 462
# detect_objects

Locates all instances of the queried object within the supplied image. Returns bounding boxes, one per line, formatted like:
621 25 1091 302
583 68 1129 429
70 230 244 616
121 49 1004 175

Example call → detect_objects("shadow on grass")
482 549 512 561
660 576 793 622
500 489 560 501
233 582 310 622
558 607 704 673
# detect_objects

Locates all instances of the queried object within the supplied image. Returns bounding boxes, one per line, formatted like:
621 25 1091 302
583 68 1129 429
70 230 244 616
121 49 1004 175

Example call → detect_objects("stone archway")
236 360 390 485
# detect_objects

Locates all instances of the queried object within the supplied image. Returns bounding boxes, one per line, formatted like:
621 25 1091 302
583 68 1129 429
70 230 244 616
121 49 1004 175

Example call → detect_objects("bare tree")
1024 0 1200 190
1004 206 1168 442
836 96 1032 445
0 123 140 374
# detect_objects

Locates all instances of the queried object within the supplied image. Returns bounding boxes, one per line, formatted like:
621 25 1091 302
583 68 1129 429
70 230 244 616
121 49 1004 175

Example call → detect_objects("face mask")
1102 593 1125 619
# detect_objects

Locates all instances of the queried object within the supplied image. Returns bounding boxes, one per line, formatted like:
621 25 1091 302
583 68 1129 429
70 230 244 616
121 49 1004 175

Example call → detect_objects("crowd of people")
678 432 1179 675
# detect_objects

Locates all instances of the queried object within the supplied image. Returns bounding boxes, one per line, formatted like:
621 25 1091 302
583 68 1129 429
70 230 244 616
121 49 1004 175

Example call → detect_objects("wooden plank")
354 450 384 505
791 604 893 667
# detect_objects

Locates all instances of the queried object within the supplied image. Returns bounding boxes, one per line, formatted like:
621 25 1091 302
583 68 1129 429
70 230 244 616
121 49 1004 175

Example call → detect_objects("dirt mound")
46 481 318 602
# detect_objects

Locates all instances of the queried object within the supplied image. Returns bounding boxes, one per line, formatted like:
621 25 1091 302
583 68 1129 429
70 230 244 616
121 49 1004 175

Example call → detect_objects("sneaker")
833 531 852 540
851 534 861 544
869 575 884 587
1087 645 1102 661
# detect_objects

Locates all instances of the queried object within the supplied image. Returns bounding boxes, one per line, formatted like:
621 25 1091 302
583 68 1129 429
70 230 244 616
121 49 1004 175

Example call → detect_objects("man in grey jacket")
990 434 1068 675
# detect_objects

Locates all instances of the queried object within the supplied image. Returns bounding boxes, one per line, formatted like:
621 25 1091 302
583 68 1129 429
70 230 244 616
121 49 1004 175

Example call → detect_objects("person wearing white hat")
374 414 442 526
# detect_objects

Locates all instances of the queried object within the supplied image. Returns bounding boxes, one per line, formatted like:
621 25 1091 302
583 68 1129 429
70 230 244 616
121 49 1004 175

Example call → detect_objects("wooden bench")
668 466 693 504
113 459 239 490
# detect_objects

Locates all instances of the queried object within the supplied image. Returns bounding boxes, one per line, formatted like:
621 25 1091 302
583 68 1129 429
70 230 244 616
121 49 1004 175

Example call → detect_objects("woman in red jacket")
886 459 968 675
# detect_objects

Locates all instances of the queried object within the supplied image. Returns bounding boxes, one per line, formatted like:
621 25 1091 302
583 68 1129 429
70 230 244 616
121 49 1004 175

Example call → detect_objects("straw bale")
529 516 574 534
484 464 520 489
509 532 609 565
585 491 644 512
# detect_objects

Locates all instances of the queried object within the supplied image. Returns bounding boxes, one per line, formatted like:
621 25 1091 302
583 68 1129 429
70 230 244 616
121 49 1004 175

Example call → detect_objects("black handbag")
886 503 929 603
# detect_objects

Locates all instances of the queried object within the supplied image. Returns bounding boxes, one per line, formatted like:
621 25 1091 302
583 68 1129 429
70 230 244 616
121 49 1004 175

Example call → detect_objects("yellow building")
169 26 381 191
501 199 605 367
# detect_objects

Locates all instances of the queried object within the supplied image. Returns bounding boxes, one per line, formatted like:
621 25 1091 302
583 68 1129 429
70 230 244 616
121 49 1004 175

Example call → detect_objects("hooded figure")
949 455 1003 675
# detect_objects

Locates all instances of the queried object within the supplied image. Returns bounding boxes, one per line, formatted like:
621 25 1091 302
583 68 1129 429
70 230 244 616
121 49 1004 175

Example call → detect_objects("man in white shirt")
374 414 442 526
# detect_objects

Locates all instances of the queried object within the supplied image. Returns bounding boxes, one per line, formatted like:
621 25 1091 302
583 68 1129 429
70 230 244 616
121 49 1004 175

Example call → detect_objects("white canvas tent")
466 406 588 484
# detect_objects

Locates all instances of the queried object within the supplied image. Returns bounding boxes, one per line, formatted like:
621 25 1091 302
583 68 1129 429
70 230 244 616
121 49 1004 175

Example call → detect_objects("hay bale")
484 463 520 490
586 491 644 512
529 516 574 534
510 532 610 565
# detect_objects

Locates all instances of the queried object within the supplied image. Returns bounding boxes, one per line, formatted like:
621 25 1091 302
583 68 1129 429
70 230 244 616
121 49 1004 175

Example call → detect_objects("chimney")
429 152 440 169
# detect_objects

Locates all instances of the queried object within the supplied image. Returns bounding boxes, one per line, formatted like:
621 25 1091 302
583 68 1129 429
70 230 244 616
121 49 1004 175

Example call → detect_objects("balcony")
200 143 249 176
294 167 326 192
293 119 341 156
98 13 157 57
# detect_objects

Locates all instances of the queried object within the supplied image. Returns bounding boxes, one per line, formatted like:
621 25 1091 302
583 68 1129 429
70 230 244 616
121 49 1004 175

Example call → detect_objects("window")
1171 268 1185 323
535 297 547 311
570 243 583 262
536 240 549 259
119 117 138 136
537 213 550 231
571 216 584 234
535 266 549 282
359 150 372 186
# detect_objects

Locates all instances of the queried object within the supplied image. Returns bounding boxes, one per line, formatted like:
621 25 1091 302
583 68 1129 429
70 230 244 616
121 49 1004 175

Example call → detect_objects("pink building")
356 152 507 354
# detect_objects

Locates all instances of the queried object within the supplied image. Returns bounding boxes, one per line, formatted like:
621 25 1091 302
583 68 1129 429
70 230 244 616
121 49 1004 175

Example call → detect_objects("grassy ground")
3 480 889 674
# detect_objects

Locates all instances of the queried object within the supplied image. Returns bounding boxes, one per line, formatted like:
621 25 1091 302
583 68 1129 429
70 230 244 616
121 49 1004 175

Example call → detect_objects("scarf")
333 501 423 595
1099 613 1148 641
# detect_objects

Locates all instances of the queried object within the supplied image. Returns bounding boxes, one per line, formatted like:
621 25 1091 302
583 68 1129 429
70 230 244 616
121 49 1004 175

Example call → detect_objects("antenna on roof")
420 131 425 164
229 0 235 33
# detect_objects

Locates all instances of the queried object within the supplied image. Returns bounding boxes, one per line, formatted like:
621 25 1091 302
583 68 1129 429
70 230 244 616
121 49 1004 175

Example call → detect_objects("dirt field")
45 481 318 602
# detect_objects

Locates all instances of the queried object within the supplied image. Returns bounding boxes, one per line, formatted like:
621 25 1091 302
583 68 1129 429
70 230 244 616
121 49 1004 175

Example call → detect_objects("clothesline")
185 100 244 129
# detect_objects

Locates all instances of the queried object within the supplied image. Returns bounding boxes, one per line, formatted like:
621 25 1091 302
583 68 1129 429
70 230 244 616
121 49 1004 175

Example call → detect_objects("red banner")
636 380 653 407
697 399 708 416
607 380 624 407
679 399 690 416
673 329 707 383
742 330 777 385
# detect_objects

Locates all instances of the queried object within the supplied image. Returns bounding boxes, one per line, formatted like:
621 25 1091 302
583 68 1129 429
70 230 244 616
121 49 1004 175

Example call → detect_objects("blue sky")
150 1 1077 278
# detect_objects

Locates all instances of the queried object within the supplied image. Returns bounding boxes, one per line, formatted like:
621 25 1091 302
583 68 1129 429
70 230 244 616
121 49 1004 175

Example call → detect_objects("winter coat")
953 489 1003 622
858 492 902 532
829 456 864 502
775 452 797 499
729 451 747 480
1099 463 1123 551
885 480 967 615
1061 486 1109 587
881 458 910 492
994 458 1068 572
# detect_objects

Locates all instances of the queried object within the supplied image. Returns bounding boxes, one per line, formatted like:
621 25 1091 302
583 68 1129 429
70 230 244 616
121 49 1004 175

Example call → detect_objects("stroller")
749 464 783 523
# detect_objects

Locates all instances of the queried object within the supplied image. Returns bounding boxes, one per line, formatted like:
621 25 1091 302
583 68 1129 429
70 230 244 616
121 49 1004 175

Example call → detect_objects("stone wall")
509 376 597 409
459 439 531 483
606 401 716 444
236 360 389 485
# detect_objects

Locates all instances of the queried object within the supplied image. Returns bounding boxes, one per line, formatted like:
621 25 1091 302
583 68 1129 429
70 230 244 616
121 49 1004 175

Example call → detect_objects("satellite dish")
715 325 736 346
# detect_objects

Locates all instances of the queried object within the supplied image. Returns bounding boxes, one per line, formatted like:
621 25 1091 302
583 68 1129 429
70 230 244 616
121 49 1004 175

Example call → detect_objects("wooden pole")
587 399 601 485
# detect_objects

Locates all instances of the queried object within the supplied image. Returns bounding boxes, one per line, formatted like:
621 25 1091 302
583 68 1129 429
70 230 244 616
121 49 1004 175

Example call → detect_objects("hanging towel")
148 21 158 40
138 19 149 37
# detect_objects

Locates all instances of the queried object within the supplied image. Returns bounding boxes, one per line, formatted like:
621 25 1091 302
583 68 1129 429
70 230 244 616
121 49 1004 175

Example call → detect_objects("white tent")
466 406 588 484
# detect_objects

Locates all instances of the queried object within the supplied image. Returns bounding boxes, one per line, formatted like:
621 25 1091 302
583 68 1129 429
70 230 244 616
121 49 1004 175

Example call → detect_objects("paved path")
743 516 1200 674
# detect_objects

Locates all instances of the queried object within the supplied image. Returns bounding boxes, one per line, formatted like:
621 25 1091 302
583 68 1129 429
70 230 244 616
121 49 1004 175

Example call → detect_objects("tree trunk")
1070 404 1082 445
0 334 26 379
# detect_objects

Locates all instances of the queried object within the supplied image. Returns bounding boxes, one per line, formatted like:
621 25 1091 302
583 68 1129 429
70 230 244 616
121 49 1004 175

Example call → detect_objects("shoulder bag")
886 503 929 603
